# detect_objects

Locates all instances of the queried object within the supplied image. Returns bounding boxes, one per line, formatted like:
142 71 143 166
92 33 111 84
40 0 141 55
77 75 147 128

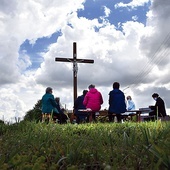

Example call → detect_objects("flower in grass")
104 165 112 170
90 154 94 157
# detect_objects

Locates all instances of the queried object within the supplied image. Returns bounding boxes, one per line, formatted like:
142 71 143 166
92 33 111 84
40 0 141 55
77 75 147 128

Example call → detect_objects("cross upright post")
73 42 78 102
55 42 94 104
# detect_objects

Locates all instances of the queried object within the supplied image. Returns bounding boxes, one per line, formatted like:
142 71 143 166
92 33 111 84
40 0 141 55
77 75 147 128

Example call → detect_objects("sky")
0 0 170 123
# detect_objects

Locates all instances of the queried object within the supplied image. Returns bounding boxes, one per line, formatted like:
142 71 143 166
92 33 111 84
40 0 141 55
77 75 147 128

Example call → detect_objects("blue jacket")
41 93 58 114
74 95 87 115
108 89 126 114
127 100 135 111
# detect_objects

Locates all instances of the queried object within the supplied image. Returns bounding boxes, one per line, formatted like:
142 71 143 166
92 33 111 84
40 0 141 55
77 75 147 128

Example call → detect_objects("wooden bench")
67 109 144 123
98 110 142 122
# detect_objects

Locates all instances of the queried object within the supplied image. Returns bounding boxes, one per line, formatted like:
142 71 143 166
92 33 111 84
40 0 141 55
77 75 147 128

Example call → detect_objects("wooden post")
73 42 77 102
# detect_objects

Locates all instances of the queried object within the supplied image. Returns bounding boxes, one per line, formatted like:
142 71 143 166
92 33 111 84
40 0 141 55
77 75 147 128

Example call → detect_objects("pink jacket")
83 88 103 111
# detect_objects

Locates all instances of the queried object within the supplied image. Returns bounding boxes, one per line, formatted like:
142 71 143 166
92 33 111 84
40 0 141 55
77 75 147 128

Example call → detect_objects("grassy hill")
0 121 170 170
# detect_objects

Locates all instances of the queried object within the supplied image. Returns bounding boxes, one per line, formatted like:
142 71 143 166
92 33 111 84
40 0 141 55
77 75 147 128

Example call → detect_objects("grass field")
0 120 170 170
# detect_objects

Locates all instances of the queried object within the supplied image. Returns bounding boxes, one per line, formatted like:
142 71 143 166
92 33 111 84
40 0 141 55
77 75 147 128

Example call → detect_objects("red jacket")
83 88 103 111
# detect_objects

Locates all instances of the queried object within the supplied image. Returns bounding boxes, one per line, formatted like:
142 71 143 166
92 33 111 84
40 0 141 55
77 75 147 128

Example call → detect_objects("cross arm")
55 58 73 62
76 59 94 63
55 57 94 63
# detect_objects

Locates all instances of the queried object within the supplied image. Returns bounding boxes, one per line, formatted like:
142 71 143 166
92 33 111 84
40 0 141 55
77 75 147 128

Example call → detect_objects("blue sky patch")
78 0 150 28
19 31 62 70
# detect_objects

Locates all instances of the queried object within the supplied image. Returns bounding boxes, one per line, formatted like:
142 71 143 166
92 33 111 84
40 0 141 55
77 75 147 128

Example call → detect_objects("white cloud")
0 88 26 122
103 6 111 17
132 15 138 21
115 0 151 9
18 52 32 71
0 0 85 122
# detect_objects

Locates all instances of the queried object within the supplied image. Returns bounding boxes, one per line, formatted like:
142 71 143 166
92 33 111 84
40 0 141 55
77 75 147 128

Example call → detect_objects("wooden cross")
55 42 94 103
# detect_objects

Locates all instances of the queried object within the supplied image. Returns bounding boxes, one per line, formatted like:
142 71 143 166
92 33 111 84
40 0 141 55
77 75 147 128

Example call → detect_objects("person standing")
108 82 126 122
83 84 103 122
41 87 59 123
74 90 88 123
149 93 166 117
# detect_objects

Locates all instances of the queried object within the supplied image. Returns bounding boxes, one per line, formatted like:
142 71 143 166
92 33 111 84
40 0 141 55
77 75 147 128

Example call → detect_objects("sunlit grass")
0 120 170 169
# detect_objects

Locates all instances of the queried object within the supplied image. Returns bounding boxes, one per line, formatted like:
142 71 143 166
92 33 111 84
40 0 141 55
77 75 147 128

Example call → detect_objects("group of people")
41 82 167 124
73 82 167 123
74 84 103 123
74 82 137 123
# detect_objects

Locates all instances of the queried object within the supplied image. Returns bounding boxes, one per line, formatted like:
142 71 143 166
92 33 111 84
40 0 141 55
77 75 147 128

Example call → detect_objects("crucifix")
55 42 94 104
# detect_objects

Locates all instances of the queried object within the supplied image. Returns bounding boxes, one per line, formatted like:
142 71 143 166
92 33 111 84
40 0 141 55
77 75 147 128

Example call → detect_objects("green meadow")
0 121 170 170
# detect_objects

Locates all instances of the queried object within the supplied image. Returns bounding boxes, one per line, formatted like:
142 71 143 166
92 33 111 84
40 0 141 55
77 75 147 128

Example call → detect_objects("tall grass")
0 121 170 169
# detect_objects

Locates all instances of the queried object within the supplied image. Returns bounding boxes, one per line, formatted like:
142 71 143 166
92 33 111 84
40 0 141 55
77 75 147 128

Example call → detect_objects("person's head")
55 97 60 103
88 84 95 89
83 90 88 96
46 87 53 93
152 93 159 101
113 82 120 89
127 96 132 100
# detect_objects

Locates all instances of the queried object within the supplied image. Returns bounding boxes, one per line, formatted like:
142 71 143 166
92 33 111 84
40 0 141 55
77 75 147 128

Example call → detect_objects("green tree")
24 100 42 122
0 119 4 124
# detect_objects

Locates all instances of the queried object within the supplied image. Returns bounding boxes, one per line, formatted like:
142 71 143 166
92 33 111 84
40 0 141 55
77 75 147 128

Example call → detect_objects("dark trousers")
53 113 68 124
75 115 88 124
108 113 122 123
86 112 96 122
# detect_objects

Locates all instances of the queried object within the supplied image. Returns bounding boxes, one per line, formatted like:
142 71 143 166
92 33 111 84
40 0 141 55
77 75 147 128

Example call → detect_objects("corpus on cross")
55 42 94 103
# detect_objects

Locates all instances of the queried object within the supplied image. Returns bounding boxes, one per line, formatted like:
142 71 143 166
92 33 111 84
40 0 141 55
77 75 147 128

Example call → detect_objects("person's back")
83 85 103 112
156 97 166 117
108 82 126 122
83 84 103 122
109 89 126 113
74 95 86 111
41 87 58 122
74 90 88 123
42 88 57 114
150 93 166 117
